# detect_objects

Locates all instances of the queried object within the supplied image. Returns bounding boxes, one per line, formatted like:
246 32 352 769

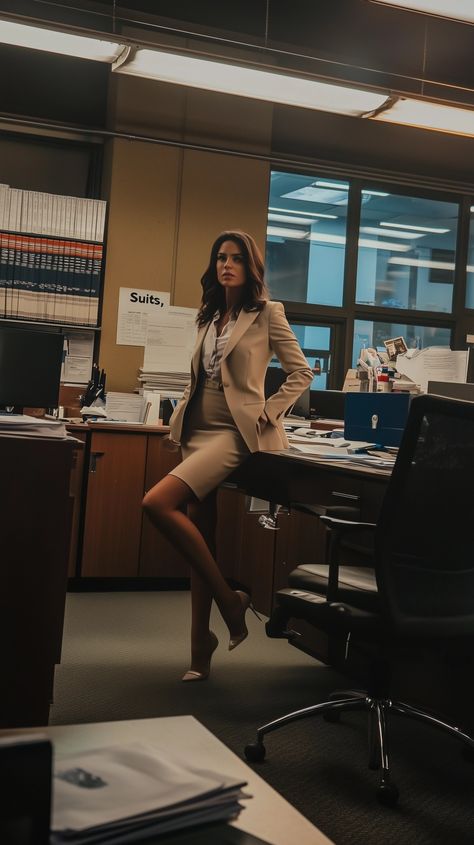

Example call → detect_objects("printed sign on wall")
116 287 170 346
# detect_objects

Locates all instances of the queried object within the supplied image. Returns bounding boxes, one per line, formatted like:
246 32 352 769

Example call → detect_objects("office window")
356 190 458 314
265 171 347 306
270 323 331 389
352 319 452 365
466 207 474 309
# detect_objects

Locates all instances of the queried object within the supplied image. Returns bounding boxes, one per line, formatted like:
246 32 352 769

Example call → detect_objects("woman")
143 230 313 681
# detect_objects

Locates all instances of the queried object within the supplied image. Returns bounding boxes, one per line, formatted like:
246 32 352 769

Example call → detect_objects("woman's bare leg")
187 491 218 674
143 476 243 638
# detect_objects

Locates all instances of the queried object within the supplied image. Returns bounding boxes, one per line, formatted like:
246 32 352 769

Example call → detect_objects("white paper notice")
117 288 170 346
396 347 469 393
144 307 198 373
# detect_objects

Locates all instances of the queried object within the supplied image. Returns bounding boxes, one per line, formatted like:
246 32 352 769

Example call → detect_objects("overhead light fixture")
268 207 338 219
0 18 125 62
369 96 474 138
268 213 314 225
314 181 349 190
379 221 450 233
360 226 423 239
388 256 455 269
308 232 410 251
361 189 390 197
370 2 474 25
266 226 308 239
113 48 389 116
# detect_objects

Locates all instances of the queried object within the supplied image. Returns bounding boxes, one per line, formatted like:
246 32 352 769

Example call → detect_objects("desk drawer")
289 471 363 513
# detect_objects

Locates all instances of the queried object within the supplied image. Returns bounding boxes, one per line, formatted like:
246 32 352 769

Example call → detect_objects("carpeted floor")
50 591 474 845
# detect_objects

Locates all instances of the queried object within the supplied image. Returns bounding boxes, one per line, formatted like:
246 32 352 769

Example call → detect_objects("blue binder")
344 393 412 447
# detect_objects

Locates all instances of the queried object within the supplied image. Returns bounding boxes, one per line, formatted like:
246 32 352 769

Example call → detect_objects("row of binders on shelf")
0 184 107 326
0 184 106 241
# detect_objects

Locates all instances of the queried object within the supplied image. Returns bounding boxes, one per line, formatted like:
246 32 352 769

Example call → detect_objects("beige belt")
202 377 224 390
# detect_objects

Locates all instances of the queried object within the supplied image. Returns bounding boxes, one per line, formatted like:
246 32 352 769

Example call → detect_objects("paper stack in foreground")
50 742 250 844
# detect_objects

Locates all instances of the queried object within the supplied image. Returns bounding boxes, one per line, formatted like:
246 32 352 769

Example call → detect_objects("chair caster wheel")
323 711 341 723
376 782 399 807
244 742 266 763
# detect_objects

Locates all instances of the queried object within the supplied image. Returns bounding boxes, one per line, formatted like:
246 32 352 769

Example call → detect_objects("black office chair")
245 394 474 805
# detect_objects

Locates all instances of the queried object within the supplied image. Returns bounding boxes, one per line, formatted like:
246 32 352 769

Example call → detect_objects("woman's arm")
263 301 314 426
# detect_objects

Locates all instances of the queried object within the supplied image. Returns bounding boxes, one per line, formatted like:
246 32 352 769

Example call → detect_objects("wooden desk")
0 434 77 727
5 716 333 845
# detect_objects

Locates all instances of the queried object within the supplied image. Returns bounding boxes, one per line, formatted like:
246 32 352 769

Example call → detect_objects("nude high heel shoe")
182 631 219 682
228 591 262 651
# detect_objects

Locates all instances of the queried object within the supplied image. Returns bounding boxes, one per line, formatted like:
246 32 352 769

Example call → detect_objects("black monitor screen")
264 365 311 419
0 327 63 409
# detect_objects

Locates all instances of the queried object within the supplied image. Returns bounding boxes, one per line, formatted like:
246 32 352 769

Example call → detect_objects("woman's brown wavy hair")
196 230 269 327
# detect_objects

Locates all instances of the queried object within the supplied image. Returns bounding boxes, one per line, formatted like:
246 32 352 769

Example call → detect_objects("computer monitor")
427 381 474 401
264 365 311 419
0 326 63 411
311 389 346 420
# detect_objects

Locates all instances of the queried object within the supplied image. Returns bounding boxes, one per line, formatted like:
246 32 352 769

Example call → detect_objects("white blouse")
201 313 237 381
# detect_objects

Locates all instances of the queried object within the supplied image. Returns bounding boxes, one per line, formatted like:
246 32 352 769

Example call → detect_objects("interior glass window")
356 189 458 314
265 171 347 306
269 323 332 389
352 319 452 366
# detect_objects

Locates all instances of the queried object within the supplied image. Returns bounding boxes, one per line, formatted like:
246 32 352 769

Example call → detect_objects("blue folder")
344 393 412 447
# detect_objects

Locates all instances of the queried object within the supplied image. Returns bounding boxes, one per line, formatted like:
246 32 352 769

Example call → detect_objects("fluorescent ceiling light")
388 256 455 269
113 48 389 115
313 186 389 195
308 232 409 251
266 226 307 239
358 238 410 252
371 97 474 138
380 221 450 234
360 226 423 239
0 18 125 61
268 213 314 225
268 206 338 219
371 2 474 25
470 206 474 213
309 232 346 245
314 181 349 190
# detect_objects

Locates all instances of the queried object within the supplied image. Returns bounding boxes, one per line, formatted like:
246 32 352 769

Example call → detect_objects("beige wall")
99 74 272 392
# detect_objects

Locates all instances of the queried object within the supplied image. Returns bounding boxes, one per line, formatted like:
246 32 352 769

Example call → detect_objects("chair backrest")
375 394 474 638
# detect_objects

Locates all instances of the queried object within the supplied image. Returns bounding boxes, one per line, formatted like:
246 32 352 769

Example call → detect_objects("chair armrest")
319 515 376 531
320 517 376 601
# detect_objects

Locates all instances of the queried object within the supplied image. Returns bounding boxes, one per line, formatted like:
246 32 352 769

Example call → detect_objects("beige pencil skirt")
169 378 251 501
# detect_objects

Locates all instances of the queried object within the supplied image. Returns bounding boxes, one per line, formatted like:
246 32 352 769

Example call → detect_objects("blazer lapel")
221 309 259 362
191 323 209 381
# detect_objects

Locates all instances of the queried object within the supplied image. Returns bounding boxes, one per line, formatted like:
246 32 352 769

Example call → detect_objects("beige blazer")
169 300 314 453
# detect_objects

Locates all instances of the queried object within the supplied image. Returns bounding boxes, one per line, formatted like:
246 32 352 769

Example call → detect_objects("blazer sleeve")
263 301 314 426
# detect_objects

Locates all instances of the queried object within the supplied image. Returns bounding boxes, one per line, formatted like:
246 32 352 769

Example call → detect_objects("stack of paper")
139 306 197 397
0 414 67 439
395 347 469 393
50 742 250 845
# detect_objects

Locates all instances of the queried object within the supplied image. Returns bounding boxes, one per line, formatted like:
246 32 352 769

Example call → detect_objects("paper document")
105 393 144 422
0 414 67 438
51 742 249 843
144 306 198 373
396 347 469 393
116 288 170 346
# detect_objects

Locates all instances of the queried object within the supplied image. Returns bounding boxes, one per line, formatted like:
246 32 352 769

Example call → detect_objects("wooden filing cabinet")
81 430 148 577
